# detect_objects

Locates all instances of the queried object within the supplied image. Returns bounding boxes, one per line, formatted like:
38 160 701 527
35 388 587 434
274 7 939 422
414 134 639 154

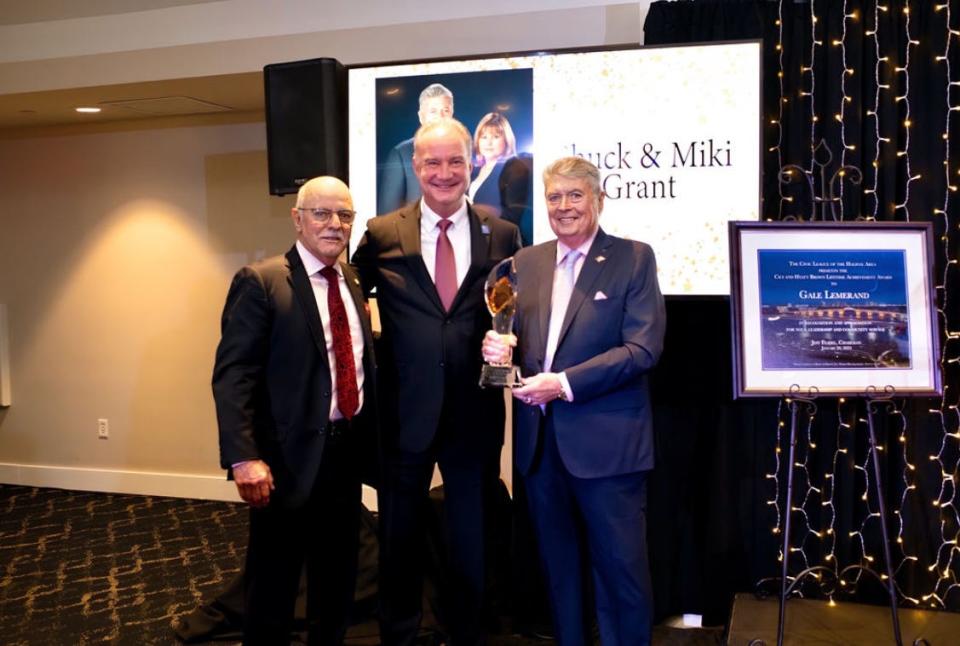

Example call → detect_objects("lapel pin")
595 255 606 263
353 277 360 285
481 224 491 235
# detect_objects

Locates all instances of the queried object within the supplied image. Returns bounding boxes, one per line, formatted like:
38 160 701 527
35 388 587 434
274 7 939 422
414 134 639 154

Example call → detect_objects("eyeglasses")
297 208 356 225
546 190 588 207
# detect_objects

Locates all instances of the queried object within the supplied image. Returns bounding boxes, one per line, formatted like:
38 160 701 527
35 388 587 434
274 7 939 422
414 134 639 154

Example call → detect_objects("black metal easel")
760 387 904 646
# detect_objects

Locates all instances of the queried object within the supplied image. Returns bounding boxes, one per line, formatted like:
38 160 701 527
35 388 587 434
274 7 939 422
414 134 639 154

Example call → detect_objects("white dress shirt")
419 198 471 290
296 240 365 420
543 229 599 402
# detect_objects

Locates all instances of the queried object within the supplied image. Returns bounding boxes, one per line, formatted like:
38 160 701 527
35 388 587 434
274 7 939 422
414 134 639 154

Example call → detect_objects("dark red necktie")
435 218 457 311
320 266 359 420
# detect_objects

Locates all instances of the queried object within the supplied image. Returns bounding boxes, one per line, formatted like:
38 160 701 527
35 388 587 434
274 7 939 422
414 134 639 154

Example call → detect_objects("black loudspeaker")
263 57 348 195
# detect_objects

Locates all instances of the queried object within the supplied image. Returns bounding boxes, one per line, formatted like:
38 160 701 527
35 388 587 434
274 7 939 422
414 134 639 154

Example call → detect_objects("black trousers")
377 436 500 646
243 429 362 646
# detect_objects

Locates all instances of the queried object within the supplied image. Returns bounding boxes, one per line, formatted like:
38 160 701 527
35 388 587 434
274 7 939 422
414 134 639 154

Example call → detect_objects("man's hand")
482 330 516 365
513 372 565 407
232 459 275 507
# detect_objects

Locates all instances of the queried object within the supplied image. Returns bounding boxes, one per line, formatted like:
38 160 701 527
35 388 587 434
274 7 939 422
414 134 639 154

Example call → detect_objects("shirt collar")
420 197 468 231
555 228 599 266
296 240 341 278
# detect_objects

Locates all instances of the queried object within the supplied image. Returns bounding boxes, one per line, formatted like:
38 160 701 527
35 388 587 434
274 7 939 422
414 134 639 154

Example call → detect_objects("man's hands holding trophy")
482 331 566 406
479 258 567 406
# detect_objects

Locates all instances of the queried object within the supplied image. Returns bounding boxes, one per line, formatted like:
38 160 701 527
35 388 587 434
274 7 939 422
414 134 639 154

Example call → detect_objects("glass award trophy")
480 257 521 388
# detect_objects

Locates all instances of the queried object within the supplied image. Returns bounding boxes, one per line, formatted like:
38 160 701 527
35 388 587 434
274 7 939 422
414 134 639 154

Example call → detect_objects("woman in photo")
469 112 533 245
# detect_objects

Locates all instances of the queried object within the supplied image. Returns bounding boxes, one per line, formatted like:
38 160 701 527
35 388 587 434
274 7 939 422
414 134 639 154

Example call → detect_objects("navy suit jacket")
512 229 665 478
471 155 534 246
377 138 420 216
212 247 377 507
353 202 522 455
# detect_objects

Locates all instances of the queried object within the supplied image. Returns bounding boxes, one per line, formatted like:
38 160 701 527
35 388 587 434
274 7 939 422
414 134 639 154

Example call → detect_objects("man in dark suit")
483 156 666 646
213 176 376 645
376 83 454 215
354 118 521 646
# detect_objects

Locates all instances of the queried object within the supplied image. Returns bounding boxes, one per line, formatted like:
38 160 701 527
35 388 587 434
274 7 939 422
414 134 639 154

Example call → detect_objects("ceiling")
0 0 224 26
0 71 264 137
0 0 264 137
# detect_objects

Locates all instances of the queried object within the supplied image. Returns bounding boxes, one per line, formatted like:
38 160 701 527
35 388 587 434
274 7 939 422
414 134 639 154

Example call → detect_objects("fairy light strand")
926 0 960 610
893 4 917 220
865 1 884 220
771 0 787 220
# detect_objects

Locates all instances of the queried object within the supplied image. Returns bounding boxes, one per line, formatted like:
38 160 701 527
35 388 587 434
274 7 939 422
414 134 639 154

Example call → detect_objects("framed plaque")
729 221 941 398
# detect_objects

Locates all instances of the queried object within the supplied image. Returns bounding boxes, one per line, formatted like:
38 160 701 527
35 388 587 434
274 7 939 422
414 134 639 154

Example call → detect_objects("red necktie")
435 218 457 311
320 266 359 420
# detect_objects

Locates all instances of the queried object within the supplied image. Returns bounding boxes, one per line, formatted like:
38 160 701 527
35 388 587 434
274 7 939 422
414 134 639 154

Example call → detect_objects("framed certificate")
729 221 941 398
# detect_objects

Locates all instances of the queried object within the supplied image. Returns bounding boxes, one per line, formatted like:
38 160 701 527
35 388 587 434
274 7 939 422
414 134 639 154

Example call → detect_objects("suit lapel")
535 240 558 367
340 261 377 388
286 247 329 361
397 203 445 313
340 262 374 350
556 229 614 349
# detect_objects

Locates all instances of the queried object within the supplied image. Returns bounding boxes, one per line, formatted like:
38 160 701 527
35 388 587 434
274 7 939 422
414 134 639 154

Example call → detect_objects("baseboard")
0 462 243 501
0 462 379 510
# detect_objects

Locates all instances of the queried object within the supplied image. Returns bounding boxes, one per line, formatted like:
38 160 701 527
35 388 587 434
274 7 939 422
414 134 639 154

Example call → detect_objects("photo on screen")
374 69 534 244
349 41 762 295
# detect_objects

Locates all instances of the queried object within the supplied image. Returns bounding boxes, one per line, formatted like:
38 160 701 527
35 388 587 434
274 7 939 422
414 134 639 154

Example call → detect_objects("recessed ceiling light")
75 107 101 113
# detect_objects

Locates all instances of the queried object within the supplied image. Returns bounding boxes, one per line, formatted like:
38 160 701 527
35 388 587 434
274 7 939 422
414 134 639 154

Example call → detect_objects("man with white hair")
213 176 377 644
483 156 666 646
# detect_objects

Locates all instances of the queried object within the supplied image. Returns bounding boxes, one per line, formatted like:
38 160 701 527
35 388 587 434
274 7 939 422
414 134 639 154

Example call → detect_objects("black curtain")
641 0 960 626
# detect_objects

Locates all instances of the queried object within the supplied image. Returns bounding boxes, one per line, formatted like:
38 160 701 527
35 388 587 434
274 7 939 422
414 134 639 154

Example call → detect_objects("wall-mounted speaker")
263 57 348 196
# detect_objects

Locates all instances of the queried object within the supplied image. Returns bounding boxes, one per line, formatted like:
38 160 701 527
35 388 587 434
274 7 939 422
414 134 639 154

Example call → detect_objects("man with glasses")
483 156 666 646
213 176 376 644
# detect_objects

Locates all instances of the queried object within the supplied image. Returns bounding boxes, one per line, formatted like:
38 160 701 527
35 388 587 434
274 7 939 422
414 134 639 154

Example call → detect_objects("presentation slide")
348 41 761 295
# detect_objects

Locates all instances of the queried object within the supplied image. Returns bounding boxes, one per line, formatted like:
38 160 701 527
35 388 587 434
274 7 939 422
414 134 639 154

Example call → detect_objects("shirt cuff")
557 372 574 402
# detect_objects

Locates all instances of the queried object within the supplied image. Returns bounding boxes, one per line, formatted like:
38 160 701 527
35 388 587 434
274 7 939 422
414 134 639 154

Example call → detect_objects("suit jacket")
512 229 665 478
212 246 377 508
353 202 522 455
377 138 420 216
471 155 533 246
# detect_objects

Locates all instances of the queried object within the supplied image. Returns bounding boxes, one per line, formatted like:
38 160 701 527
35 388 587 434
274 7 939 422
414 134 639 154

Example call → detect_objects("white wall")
0 122 294 499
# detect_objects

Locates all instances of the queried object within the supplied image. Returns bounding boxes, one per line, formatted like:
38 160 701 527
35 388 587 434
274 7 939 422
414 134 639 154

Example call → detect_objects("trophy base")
479 364 520 388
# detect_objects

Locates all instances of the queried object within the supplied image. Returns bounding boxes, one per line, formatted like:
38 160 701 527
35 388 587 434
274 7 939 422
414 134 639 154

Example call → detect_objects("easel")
754 386 905 646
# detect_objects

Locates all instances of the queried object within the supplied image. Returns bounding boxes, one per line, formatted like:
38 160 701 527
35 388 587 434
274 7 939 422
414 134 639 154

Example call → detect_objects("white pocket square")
593 291 608 301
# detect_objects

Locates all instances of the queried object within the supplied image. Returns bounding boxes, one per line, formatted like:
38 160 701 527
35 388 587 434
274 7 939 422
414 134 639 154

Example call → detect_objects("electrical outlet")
97 418 109 439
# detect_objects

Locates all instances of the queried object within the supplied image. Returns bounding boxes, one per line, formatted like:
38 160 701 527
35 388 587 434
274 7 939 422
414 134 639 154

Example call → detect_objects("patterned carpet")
0 485 723 645
0 485 246 645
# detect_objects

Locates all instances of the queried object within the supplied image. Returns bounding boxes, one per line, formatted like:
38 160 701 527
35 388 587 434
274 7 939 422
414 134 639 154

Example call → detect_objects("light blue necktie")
543 250 581 373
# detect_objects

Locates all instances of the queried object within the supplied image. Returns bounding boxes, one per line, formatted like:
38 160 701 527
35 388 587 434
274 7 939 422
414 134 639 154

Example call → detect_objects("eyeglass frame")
296 208 357 225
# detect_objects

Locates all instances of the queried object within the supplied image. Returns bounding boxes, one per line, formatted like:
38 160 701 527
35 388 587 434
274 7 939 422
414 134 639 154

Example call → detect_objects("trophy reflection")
480 258 521 388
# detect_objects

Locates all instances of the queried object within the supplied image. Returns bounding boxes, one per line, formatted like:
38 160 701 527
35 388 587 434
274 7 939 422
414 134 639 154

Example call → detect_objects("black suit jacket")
377 138 420 215
353 202 522 454
212 246 377 507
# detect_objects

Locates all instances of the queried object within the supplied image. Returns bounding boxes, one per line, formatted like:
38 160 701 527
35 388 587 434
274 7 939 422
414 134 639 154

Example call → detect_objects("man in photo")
213 176 377 644
483 156 666 646
377 83 454 215
354 118 521 646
